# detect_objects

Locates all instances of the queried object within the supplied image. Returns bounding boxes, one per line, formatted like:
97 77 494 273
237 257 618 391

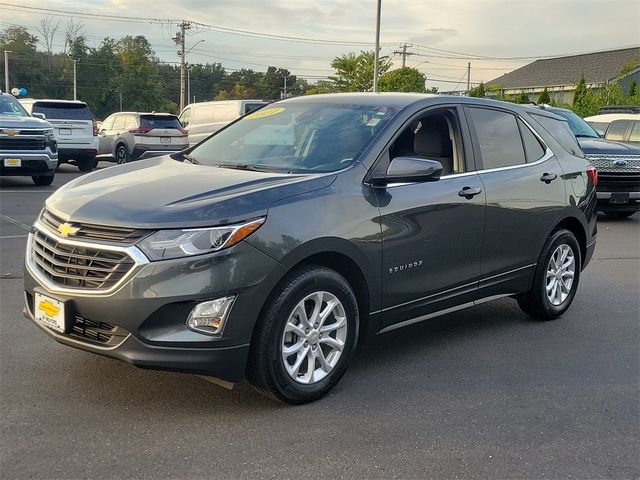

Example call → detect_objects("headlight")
137 217 265 261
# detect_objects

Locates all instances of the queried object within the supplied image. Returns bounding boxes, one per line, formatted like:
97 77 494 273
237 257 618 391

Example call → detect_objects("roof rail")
597 105 640 114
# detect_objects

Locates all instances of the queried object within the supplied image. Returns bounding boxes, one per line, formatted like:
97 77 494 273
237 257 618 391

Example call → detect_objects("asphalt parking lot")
1 162 639 479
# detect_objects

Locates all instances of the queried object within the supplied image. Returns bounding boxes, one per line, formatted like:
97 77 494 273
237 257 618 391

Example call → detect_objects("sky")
2 0 639 91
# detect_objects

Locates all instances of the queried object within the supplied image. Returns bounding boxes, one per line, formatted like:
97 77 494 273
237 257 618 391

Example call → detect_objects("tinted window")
470 108 525 169
1 95 29 116
518 119 545 162
530 113 583 157
32 102 93 120
605 121 629 141
140 115 182 129
244 103 266 114
547 108 599 138
630 121 640 142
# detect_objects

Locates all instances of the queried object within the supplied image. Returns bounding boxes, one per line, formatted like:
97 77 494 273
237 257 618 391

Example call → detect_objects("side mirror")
596 129 605 138
32 112 46 120
371 157 443 186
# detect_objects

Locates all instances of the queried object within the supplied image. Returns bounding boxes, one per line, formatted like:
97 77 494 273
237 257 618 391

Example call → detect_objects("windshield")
0 95 29 116
549 108 599 138
188 102 399 173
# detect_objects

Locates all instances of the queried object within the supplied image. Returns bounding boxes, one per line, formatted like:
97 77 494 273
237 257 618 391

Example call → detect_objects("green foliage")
469 82 485 97
629 79 638 97
329 51 392 92
572 74 589 116
214 83 258 100
537 87 551 104
378 67 426 93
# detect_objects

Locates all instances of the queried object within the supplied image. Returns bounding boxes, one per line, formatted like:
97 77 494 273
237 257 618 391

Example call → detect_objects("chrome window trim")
26 221 150 297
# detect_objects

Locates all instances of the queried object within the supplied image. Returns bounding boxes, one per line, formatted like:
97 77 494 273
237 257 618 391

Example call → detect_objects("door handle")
458 186 482 199
540 173 558 184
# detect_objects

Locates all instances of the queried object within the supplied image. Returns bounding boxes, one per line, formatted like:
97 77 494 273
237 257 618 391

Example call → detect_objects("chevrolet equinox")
24 94 597 403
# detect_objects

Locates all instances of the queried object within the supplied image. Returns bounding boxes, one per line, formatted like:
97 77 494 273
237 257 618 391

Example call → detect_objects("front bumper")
23 228 284 382
596 191 640 212
0 152 57 176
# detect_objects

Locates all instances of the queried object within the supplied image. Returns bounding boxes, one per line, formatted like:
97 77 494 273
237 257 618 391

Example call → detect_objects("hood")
577 137 640 155
46 156 335 228
0 114 52 129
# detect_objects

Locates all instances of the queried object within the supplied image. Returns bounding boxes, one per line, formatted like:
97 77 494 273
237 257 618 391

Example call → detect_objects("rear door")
97 115 115 154
31 102 94 146
466 106 566 298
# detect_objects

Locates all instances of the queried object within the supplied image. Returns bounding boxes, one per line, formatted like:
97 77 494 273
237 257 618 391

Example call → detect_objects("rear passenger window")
112 115 126 130
530 114 582 157
470 108 525 169
518 119 546 162
605 121 629 141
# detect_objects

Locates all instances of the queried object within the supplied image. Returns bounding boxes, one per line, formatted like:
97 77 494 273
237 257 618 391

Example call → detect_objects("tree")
629 79 638 97
469 82 485 97
305 80 337 95
214 83 257 100
329 51 391 92
537 87 551 104
572 74 589 116
515 91 530 104
378 67 426 92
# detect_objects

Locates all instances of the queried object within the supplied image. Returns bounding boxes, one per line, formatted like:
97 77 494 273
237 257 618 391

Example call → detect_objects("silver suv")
0 92 58 186
19 99 99 172
97 112 188 163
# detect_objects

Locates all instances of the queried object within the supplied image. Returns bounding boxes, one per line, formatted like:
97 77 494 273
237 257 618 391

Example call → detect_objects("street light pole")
373 0 382 92
4 50 11 93
72 58 78 100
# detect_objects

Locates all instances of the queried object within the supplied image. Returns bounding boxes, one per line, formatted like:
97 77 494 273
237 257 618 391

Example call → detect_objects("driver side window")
389 108 466 176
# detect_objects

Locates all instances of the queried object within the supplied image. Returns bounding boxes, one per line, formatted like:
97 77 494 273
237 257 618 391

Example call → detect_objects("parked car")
97 112 188 163
19 99 98 172
178 99 268 146
537 106 639 218
584 113 640 135
24 94 597 403
604 118 640 145
1 91 58 185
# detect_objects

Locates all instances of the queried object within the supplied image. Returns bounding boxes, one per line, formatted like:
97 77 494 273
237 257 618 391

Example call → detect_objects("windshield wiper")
217 163 291 173
575 134 597 138
182 154 199 164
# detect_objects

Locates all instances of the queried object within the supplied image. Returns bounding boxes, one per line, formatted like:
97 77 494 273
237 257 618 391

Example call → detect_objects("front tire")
115 144 130 164
32 175 54 186
517 229 581 320
247 266 358 404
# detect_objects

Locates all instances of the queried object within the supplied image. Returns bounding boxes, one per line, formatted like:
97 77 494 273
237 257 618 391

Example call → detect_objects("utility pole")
119 91 123 111
282 75 290 99
174 21 191 111
72 58 78 100
393 43 415 68
373 0 382 92
466 62 471 94
187 65 191 105
4 50 11 93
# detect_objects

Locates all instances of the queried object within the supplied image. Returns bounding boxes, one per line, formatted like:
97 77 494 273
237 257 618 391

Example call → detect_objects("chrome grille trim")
26 222 150 296
584 154 640 173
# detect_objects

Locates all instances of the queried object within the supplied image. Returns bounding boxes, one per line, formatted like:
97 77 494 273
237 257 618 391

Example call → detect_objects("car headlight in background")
137 217 265 261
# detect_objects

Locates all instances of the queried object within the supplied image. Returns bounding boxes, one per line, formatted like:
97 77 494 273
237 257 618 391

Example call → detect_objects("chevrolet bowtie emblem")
4 129 17 136
58 222 80 237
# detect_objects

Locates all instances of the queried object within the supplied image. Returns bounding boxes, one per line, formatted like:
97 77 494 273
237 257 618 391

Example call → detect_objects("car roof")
584 113 640 122
19 98 88 106
112 112 177 116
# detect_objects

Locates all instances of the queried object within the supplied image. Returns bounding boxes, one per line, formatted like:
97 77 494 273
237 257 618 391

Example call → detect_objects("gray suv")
23 94 597 403
1 92 58 185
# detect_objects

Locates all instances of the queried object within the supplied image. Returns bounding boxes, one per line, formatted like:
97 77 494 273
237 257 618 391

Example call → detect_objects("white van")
178 99 268 146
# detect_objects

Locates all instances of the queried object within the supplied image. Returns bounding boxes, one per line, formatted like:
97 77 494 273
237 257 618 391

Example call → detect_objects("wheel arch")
552 215 587 267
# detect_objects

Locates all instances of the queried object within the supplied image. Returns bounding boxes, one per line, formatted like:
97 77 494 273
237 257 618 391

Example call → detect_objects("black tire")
76 156 98 172
517 229 581 320
115 144 130 164
605 211 636 219
247 265 359 404
32 175 54 186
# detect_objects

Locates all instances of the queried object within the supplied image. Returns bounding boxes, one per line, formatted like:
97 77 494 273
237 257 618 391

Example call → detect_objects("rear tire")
247 266 358 404
32 175 54 186
517 229 581 320
76 156 98 172
115 144 130 164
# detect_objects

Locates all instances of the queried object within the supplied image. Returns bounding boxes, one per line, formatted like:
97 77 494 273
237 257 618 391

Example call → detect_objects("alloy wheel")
545 244 575 306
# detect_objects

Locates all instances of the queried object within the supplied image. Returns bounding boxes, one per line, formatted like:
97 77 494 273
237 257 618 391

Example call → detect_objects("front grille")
31 230 135 290
40 209 149 243
70 316 129 346
584 154 640 173
0 137 46 151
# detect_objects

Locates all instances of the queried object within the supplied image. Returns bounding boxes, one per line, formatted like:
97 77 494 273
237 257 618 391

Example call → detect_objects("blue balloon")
19 88 27 96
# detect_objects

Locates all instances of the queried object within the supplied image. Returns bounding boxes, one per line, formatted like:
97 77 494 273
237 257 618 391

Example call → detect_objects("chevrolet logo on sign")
57 222 80 237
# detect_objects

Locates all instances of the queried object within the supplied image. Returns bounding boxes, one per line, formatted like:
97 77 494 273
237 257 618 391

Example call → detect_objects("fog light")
186 296 235 335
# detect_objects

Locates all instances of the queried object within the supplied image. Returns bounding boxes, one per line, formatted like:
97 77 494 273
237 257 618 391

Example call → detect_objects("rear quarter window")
529 113 583 157
31 102 93 120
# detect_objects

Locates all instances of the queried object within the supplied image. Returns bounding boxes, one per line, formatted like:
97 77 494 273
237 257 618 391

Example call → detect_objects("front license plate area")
610 192 629 204
34 292 67 333
160 136 170 143
4 158 21 167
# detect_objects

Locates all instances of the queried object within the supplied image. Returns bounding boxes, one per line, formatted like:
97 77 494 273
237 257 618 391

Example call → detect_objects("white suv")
19 99 99 172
